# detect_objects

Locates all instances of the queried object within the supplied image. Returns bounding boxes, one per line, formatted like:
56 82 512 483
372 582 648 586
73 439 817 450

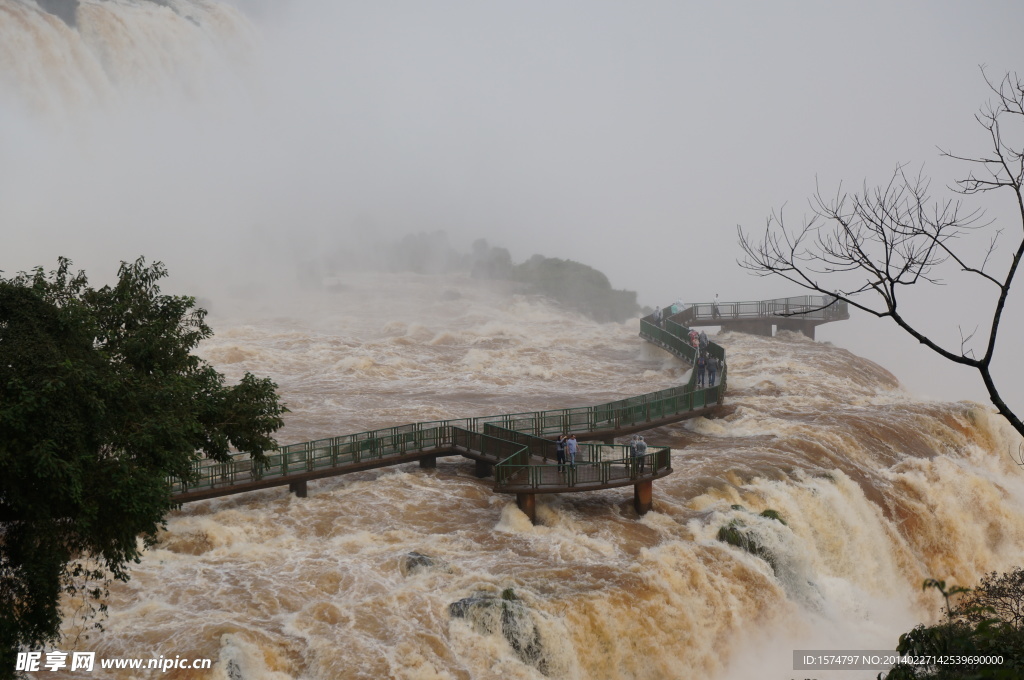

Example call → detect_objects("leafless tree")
738 69 1024 439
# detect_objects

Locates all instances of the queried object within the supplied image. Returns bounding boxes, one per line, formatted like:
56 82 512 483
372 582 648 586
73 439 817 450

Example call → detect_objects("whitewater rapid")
50 273 1024 680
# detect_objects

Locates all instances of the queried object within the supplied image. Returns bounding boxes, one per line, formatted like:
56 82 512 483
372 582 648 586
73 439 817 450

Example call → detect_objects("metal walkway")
169 303 729 521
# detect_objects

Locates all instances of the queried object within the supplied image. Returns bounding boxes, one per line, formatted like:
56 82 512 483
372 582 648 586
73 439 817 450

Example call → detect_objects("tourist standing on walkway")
629 435 639 469
636 436 648 472
566 434 578 468
654 306 663 327
707 354 717 386
698 330 708 352
712 293 721 320
696 353 707 388
556 435 567 472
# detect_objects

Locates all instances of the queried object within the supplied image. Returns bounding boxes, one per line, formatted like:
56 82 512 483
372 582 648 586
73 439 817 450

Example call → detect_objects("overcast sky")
4 0 1024 408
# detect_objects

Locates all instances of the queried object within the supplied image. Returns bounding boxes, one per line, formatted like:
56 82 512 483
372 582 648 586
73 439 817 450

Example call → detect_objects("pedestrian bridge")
169 302 731 522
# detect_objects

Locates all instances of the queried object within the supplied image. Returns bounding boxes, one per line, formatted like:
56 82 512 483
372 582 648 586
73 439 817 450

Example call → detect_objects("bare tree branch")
738 68 1024 440
959 325 978 360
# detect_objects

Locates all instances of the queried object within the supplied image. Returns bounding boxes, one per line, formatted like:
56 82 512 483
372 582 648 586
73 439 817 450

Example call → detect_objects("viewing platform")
668 295 849 339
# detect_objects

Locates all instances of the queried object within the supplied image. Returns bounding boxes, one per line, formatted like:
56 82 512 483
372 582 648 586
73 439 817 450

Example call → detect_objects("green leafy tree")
881 576 1024 679
0 258 286 675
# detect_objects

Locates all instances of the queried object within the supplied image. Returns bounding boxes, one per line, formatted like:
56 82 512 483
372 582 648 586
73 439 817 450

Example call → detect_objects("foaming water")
52 273 1024 680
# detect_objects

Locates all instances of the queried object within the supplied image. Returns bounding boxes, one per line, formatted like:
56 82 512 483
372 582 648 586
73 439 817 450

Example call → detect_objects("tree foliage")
738 69 1024 438
0 258 286 673
881 575 1024 679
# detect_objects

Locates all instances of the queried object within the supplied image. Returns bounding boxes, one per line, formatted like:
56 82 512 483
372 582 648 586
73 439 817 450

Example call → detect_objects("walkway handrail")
487 423 672 491
483 424 557 462
675 295 848 323
451 427 529 465
494 444 671 491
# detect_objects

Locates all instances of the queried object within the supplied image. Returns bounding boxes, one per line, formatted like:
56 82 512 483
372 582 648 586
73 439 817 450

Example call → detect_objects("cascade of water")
0 0 255 114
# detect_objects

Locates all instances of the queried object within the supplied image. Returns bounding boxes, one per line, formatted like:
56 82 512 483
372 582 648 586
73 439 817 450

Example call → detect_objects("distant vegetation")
506 253 639 323
309 231 640 323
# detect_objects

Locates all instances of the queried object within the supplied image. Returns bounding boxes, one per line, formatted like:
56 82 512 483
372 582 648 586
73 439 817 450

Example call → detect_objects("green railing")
483 424 557 462
670 295 849 325
169 307 726 497
494 440 672 490
171 423 458 494
487 422 673 490
451 427 529 463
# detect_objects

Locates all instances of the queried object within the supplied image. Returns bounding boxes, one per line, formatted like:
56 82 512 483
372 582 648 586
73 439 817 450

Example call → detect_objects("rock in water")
400 551 441 576
448 590 548 674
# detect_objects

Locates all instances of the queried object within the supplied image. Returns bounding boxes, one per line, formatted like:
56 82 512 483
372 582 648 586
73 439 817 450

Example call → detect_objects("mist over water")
199 273 687 443
49 272 1024 680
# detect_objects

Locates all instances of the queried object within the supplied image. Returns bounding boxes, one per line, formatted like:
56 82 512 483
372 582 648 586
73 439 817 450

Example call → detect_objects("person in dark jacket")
556 434 567 472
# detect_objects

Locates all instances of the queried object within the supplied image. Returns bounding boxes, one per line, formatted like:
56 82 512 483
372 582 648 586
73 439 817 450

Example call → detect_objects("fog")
3 0 1024 409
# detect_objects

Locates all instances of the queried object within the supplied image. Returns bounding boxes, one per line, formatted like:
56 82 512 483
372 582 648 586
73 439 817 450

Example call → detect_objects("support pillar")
517 493 537 524
633 480 652 516
289 480 307 498
475 459 492 478
419 455 437 469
